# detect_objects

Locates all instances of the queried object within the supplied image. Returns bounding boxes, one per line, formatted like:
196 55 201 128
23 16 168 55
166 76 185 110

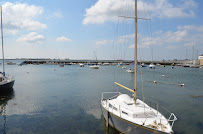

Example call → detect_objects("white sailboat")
126 68 134 73
101 1 177 133
0 6 15 93
79 63 84 67
149 63 155 69
89 65 99 69
141 63 147 67
89 52 100 69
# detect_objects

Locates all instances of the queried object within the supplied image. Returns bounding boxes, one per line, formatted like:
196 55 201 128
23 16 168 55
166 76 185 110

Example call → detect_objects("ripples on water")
0 64 203 134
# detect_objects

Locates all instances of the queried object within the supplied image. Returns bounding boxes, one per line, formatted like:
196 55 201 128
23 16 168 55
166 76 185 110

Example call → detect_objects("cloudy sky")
0 0 203 60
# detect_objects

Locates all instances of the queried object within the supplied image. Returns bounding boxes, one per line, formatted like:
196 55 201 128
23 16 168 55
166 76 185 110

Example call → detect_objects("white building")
198 54 203 65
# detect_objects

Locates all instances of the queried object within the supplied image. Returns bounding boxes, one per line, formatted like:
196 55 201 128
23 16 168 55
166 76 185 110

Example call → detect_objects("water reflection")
0 64 201 133
0 89 14 134
101 116 119 134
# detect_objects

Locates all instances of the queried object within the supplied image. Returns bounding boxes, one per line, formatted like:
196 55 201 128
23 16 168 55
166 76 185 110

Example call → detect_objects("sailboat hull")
101 104 170 134
0 80 15 93
89 65 99 69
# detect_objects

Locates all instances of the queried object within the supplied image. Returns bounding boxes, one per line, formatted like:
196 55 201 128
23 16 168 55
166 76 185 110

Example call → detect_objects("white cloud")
140 25 203 48
178 25 203 32
95 33 136 48
96 40 109 45
83 0 197 24
95 40 113 48
16 32 45 43
165 46 179 49
2 2 46 34
98 24 203 50
6 29 19 35
128 44 134 48
53 11 63 18
56 36 72 42
83 0 134 24
95 33 141 49
184 43 195 47
129 44 149 49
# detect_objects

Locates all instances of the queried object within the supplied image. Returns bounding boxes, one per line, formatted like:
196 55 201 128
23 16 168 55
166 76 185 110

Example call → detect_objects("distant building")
198 54 203 65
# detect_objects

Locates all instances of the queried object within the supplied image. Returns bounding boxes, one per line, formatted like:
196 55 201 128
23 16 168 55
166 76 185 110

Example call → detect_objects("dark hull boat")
0 77 15 93
0 6 15 93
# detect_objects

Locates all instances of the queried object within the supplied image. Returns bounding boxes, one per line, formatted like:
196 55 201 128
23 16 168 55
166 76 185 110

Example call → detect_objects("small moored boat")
79 63 84 67
89 65 99 69
126 68 134 73
59 64 64 67
0 6 15 93
149 63 155 69
141 63 147 67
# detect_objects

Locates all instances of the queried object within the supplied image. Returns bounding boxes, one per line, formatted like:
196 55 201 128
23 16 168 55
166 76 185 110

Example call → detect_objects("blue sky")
1 0 203 60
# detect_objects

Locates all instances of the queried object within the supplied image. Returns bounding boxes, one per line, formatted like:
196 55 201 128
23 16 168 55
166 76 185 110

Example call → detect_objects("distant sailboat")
7 62 16 65
79 63 84 67
89 52 100 69
89 65 99 69
190 45 200 68
101 0 177 133
126 68 134 73
149 63 155 69
59 64 64 67
126 62 135 73
141 63 147 67
0 6 15 93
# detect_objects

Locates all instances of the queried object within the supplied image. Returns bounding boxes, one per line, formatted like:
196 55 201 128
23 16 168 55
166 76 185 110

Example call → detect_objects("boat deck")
102 93 176 133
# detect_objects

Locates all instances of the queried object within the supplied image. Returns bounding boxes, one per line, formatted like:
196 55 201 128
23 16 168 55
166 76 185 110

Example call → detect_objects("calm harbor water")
0 62 203 134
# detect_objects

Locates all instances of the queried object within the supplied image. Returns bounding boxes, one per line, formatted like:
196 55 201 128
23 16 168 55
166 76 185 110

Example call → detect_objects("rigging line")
121 0 131 61
112 19 119 60
137 0 148 102
123 14 130 61
121 16 128 60
113 18 120 89
146 0 154 62
122 1 135 61
141 0 153 62
120 23 124 60
128 14 135 61
124 0 128 17
137 22 145 103
116 0 126 60
1 6 5 75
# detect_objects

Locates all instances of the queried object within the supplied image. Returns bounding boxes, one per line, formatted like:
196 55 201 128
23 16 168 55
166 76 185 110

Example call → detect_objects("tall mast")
192 45 194 62
134 0 137 104
0 6 5 76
